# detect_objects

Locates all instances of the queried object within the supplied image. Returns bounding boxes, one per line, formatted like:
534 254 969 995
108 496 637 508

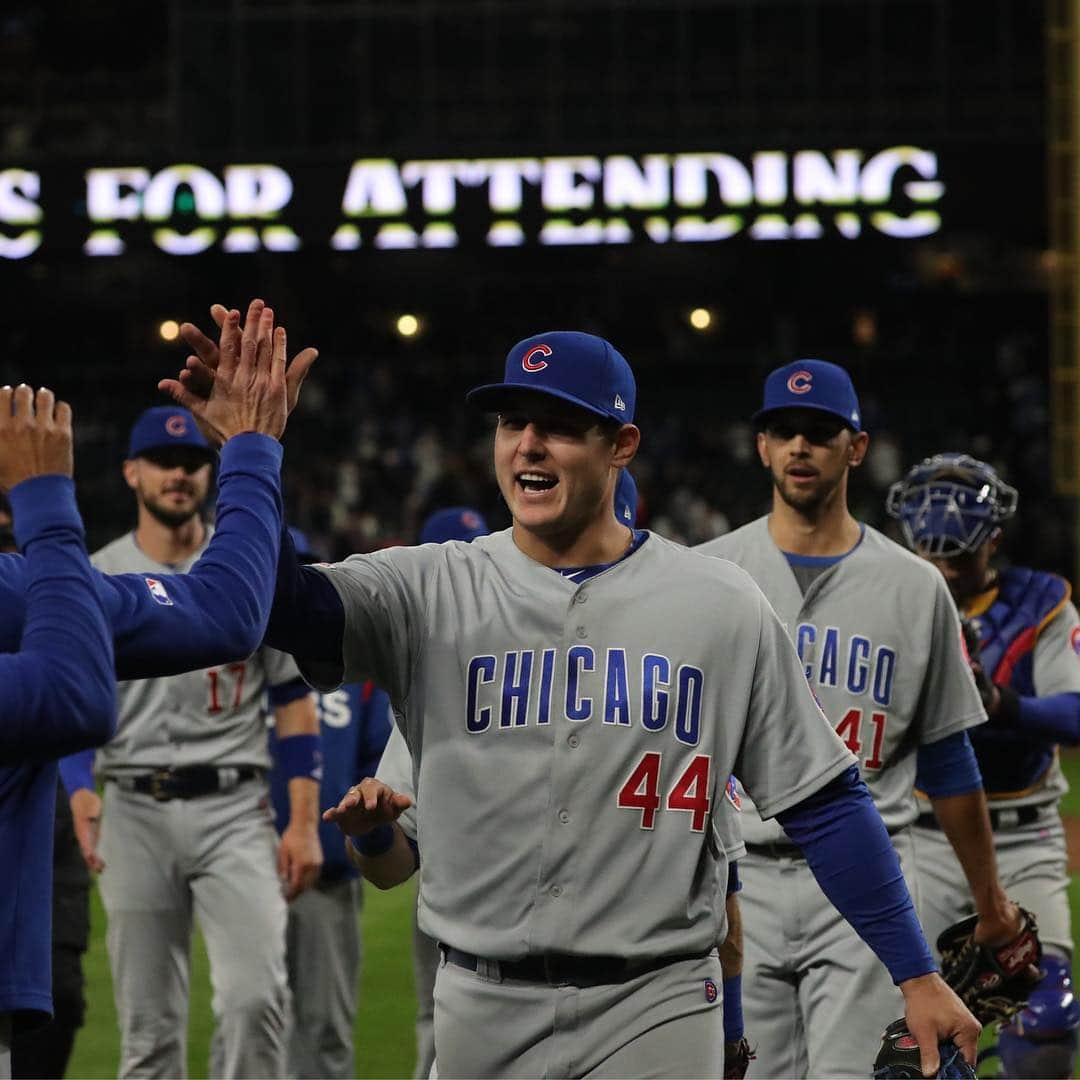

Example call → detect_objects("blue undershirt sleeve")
99 433 283 679
263 523 346 664
267 677 313 708
0 475 115 760
59 748 96 795
915 730 983 798
1015 692 1080 745
776 764 936 985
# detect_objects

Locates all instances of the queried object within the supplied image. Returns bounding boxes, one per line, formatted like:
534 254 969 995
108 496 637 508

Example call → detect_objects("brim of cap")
466 382 619 422
752 402 862 432
132 442 217 461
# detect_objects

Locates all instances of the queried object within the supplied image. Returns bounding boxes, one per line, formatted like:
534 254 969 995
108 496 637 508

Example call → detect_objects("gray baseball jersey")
302 528 854 962
92 530 301 773
698 519 987 841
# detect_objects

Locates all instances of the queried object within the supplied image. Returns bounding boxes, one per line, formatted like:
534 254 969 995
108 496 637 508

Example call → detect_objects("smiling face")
493 391 638 544
757 408 868 517
123 446 213 528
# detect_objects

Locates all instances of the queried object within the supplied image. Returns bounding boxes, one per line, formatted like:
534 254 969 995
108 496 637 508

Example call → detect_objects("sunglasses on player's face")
138 448 213 474
764 413 849 446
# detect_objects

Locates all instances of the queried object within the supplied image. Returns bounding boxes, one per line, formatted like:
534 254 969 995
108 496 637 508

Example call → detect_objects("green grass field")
65 752 1080 1078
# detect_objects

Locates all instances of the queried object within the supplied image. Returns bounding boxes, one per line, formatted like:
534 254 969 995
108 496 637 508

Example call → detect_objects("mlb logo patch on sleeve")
145 577 174 606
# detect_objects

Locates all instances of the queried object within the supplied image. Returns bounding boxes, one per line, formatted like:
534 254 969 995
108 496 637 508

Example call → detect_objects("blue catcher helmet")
885 453 1018 558
997 955 1080 1079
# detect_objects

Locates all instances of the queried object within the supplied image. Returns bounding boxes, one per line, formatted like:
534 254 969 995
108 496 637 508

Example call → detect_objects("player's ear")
847 431 869 468
611 424 640 468
756 430 770 468
122 458 140 492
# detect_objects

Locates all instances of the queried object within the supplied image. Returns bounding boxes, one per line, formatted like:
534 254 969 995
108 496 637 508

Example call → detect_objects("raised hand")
323 778 413 837
167 302 318 446
0 385 74 491
158 299 309 444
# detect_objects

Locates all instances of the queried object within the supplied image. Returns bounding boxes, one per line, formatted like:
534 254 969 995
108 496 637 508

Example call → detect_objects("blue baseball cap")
467 331 636 424
128 406 214 460
419 506 490 545
615 469 638 527
752 360 862 432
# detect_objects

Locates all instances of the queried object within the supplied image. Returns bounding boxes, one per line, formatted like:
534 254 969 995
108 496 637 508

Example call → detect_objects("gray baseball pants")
98 780 289 1079
913 805 1072 958
738 830 917 1079
433 950 724 1078
412 902 439 1080
285 876 362 1079
0 1014 11 1080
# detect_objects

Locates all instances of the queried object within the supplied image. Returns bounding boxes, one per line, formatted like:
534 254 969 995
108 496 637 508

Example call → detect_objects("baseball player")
60 399 322 1080
696 359 1023 1079
265 528 394 1080
888 453 1080 1078
0 386 116 1080
0 496 94 1080
258 331 977 1079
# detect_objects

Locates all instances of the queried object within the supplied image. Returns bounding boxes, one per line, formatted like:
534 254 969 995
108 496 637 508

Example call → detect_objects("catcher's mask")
886 453 1018 559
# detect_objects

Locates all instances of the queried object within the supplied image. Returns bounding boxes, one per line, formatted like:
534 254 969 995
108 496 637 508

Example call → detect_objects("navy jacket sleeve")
264 524 346 663
0 475 115 761
97 433 284 679
777 765 936 984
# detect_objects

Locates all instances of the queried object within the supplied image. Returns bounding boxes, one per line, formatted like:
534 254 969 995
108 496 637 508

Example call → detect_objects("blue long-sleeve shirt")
268 680 393 881
1 474 115 1028
0 433 284 678
2 433 283 1029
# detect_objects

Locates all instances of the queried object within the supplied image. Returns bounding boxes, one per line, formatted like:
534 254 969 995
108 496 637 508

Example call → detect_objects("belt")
440 945 710 988
107 765 260 802
916 805 1042 832
746 824 907 861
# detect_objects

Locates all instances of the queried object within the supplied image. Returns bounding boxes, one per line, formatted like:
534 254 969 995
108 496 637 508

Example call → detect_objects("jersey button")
574 593 587 605
567 734 580 748
550 884 563 898
575 626 587 639
558 809 570 824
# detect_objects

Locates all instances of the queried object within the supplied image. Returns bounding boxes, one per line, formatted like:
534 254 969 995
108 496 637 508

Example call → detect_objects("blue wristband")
276 733 323 782
350 824 395 857
723 974 744 1041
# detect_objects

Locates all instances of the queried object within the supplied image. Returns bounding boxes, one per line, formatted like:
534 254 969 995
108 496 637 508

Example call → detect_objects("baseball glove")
723 1037 754 1080
937 908 1043 1024
872 1018 975 1079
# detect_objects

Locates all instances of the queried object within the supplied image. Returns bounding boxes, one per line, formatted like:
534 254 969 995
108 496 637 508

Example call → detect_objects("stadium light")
396 313 421 338
159 319 180 342
689 307 713 331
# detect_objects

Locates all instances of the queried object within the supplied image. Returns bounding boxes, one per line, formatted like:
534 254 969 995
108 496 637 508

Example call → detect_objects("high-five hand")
164 302 318 446
0 385 74 490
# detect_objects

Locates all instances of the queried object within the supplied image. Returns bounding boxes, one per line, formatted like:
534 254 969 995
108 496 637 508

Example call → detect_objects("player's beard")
771 468 839 519
140 486 207 529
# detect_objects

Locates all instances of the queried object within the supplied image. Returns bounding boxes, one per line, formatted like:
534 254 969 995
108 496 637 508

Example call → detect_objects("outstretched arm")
100 299 311 678
0 387 115 759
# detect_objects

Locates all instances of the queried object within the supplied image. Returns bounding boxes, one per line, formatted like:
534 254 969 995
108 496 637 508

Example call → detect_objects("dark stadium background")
0 0 1060 566
3 5 1074 1075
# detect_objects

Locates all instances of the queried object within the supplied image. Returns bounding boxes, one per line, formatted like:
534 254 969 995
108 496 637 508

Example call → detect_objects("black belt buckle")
148 767 175 802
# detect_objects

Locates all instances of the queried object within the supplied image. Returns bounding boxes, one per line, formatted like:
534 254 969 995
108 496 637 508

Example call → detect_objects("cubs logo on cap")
127 406 215 461
467 331 637 424
753 359 862 432
522 344 551 372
